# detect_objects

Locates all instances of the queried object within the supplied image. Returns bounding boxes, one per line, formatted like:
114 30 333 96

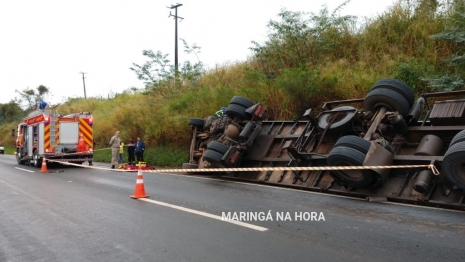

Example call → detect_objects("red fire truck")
13 105 94 167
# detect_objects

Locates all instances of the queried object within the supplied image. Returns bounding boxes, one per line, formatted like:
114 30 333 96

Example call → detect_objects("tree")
423 1 465 90
130 39 205 95
15 85 50 109
249 1 356 76
0 101 24 125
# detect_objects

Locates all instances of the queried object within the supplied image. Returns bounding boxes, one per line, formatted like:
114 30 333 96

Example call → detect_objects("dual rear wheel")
326 78 413 188
443 130 465 190
327 136 378 188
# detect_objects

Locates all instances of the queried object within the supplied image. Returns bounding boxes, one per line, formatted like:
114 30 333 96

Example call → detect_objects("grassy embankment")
0 1 462 166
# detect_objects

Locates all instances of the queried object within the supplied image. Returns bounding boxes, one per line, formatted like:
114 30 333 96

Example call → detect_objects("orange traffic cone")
77 133 86 152
130 170 149 199
40 157 48 173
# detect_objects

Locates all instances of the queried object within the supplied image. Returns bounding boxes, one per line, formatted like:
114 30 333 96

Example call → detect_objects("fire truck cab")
14 104 94 167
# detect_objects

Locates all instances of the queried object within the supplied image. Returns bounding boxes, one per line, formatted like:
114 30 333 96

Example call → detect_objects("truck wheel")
363 88 410 117
371 79 415 108
203 149 225 167
450 130 465 148
318 106 357 133
16 150 25 164
207 141 229 154
226 104 251 120
326 146 376 188
33 151 42 168
442 141 465 190
334 135 371 154
230 96 255 108
188 118 205 129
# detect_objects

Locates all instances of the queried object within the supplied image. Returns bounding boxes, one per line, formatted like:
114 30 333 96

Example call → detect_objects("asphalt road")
0 155 464 262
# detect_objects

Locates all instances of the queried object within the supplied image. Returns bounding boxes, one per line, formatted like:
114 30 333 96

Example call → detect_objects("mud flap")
364 142 394 188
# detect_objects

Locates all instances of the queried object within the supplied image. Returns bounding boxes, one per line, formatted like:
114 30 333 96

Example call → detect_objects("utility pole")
79 72 87 99
168 3 183 74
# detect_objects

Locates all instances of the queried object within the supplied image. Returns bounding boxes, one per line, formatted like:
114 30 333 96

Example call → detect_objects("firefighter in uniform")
109 131 121 169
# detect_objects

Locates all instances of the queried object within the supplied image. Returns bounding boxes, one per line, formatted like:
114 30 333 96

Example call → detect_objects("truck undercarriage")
184 79 465 210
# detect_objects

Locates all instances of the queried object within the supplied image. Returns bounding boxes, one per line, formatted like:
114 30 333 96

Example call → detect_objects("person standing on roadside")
127 139 135 165
119 141 125 164
135 136 145 164
109 131 121 169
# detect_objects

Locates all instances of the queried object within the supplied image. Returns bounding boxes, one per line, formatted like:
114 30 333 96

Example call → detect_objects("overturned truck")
184 79 465 210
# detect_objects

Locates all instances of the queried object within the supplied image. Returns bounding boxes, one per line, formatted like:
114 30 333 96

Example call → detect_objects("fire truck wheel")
318 106 357 133
449 130 465 148
442 141 465 190
33 151 42 168
230 96 255 109
188 118 205 129
363 88 410 117
226 104 251 121
203 149 225 168
370 79 415 108
327 146 376 188
207 141 230 154
16 150 25 164
334 135 371 154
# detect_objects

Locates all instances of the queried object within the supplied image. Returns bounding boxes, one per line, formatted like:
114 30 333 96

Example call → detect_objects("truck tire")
334 135 371 154
363 88 410 117
230 96 255 109
188 118 205 128
16 149 25 164
226 104 251 120
207 141 230 154
318 106 357 133
203 149 225 167
371 79 415 108
450 130 465 148
33 151 42 168
442 141 465 190
327 146 376 188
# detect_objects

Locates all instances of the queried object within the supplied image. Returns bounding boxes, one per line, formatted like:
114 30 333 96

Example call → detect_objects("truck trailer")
184 79 465 210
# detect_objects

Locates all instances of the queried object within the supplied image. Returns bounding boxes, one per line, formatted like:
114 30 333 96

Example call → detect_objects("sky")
0 0 396 105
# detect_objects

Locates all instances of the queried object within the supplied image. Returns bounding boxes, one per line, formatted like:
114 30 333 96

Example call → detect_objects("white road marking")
14 167 34 173
139 198 269 232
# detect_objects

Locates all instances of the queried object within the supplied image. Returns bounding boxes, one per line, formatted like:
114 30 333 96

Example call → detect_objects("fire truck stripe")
79 119 93 146
44 123 50 148
80 120 92 135
56 122 60 145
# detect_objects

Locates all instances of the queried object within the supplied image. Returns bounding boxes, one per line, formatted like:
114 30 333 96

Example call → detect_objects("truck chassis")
185 79 465 211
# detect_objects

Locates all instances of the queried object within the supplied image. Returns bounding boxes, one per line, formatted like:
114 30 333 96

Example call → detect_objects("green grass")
1 146 16 155
2 143 188 167
92 145 189 167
